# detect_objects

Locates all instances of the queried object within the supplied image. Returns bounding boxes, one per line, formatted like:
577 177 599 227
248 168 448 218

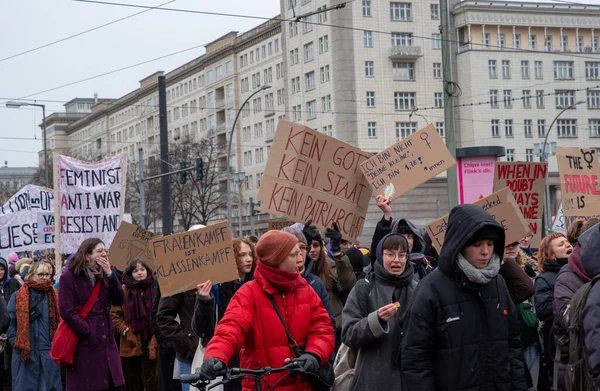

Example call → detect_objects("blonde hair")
566 219 586 245
537 233 567 273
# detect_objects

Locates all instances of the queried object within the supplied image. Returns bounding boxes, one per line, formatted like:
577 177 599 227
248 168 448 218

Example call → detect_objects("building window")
365 61 375 77
320 65 330 83
307 100 317 120
554 61 574 79
364 31 373 47
362 0 371 16
304 42 314 62
577 36 584 52
396 122 417 139
538 120 546 138
490 90 499 108
514 34 521 49
291 76 301 93
394 92 416 110
557 119 577 137
289 22 298 37
302 17 313 33
292 105 302 121
505 120 514 137
534 61 543 79
546 35 553 51
498 33 506 49
589 119 600 137
433 63 442 78
526 148 534 162
317 6 328 22
488 60 497 79
506 149 515 162
277 89 285 105
368 122 377 138
524 119 533 138
390 2 411 21
319 35 329 53
321 95 331 112
366 91 376 107
588 90 600 109
530 35 537 50
432 34 441 49
521 61 530 79
391 32 413 46
522 90 531 109
491 119 500 137
254 123 263 138
434 92 443 108
536 90 545 108
323 125 333 136
305 71 315 90
436 122 445 137
392 62 415 80
502 60 511 79
483 33 491 48
586 62 600 80
555 90 575 108
430 4 439 19
561 35 568 50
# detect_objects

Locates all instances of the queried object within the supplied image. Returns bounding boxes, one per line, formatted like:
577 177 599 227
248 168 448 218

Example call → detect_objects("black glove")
302 219 321 245
199 358 225 380
294 352 320 374
325 222 342 253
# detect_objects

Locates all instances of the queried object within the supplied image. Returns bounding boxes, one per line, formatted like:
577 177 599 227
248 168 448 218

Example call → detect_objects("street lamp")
540 99 585 235
226 85 271 229
6 101 48 188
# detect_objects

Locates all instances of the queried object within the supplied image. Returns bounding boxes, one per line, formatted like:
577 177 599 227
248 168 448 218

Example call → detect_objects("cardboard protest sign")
109 222 155 271
494 162 547 247
268 220 294 231
426 187 530 253
256 121 373 241
0 185 55 254
151 222 237 297
359 124 456 201
55 153 127 254
556 148 600 225
552 203 566 234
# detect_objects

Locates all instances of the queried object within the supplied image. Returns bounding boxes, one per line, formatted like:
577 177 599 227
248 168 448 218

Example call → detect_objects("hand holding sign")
375 195 392 220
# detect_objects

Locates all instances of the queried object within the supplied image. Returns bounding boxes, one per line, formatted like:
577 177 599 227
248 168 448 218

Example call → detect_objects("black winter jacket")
401 204 527 391
157 289 199 363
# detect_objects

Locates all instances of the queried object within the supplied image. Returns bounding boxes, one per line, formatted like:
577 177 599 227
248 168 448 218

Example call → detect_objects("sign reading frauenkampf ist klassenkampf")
151 222 238 297
55 153 127 254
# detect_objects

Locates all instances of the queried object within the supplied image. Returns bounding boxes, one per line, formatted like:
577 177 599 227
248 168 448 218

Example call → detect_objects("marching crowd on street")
1 193 600 391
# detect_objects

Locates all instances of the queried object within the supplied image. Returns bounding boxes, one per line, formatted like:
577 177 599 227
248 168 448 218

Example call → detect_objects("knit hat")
8 253 18 263
346 247 369 270
256 230 299 268
281 226 307 245
465 225 501 248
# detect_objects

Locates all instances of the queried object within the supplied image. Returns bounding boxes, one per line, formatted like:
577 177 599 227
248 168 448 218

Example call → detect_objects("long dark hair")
312 241 336 291
123 258 154 278
69 238 104 276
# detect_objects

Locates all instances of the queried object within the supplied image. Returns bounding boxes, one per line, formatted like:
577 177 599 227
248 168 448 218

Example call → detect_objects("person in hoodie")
0 258 21 304
533 232 573 386
552 218 599 390
401 204 527 391
0 256 21 391
581 222 600 388
370 195 432 280
342 233 417 390
345 247 369 280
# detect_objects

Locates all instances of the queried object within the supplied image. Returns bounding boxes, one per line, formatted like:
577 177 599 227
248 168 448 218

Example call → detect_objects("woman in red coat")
200 230 335 391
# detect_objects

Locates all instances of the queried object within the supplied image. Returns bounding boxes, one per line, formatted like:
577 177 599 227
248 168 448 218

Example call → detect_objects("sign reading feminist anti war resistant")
426 187 530 253
151 222 238 297
556 147 600 228
359 124 456 201
55 153 127 254
494 162 547 248
256 121 373 241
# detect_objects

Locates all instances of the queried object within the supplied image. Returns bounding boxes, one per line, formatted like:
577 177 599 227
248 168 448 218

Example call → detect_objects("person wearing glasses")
519 234 535 257
58 238 125 391
7 260 61 391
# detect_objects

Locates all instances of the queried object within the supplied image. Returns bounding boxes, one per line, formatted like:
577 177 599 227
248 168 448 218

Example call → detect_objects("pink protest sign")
457 155 497 204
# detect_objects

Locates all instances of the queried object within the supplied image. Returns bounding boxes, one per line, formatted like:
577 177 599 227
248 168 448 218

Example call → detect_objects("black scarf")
123 275 155 342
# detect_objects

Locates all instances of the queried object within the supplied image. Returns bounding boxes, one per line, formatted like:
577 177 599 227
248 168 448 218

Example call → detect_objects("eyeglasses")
35 273 52 278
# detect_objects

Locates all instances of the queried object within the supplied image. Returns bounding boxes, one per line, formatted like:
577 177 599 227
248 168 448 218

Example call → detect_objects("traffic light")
250 199 261 216
195 158 204 181
179 162 187 184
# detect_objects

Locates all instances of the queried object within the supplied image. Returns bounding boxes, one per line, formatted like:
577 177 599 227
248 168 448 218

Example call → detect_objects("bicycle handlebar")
180 361 303 387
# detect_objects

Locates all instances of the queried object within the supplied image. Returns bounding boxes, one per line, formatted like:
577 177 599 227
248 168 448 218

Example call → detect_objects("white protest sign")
55 154 127 253
36 212 55 246
552 203 566 234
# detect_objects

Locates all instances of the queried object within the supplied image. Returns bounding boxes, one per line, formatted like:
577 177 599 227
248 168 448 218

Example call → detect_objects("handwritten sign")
268 220 295 231
109 222 155 271
556 147 600 223
256 121 373 241
55 154 127 254
552 203 566 234
0 185 55 254
359 124 456 201
494 162 547 247
151 222 238 297
36 212 55 247
426 187 530 253
457 155 496 204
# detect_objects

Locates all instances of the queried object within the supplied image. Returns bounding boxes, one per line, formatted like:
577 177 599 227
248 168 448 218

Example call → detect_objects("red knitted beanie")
256 230 299 268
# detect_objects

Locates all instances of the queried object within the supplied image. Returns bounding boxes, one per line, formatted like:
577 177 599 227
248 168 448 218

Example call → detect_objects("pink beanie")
8 253 18 263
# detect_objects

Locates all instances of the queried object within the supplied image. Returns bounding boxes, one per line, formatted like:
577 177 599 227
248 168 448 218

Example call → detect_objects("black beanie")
346 247 368 270
465 225 500 248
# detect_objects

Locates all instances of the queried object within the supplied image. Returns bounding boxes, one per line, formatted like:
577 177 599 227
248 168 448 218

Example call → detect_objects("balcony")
389 46 422 59
215 123 228 132
264 106 275 118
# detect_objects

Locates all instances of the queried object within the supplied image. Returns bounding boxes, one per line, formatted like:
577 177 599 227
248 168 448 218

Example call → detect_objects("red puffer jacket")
205 267 335 391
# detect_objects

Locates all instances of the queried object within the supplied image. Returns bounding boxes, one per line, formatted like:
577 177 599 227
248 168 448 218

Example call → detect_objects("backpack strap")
264 292 299 353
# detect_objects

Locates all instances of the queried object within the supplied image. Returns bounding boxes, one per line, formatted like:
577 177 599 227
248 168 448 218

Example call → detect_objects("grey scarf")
457 253 500 285
85 265 104 286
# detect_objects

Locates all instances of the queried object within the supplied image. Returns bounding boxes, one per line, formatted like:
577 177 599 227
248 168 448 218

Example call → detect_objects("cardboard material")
426 188 530 253
109 222 156 271
359 124 456 201
256 121 373 241
556 147 600 222
268 220 295 231
493 162 547 248
151 222 237 297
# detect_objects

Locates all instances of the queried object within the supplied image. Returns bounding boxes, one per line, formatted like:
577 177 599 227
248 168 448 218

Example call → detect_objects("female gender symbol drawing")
420 132 432 150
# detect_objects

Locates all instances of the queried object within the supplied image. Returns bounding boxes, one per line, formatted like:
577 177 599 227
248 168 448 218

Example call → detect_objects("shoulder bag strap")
265 292 298 350
79 281 102 319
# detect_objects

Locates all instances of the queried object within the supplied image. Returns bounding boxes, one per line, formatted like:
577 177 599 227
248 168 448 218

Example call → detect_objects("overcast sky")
0 0 280 167
1 0 598 168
